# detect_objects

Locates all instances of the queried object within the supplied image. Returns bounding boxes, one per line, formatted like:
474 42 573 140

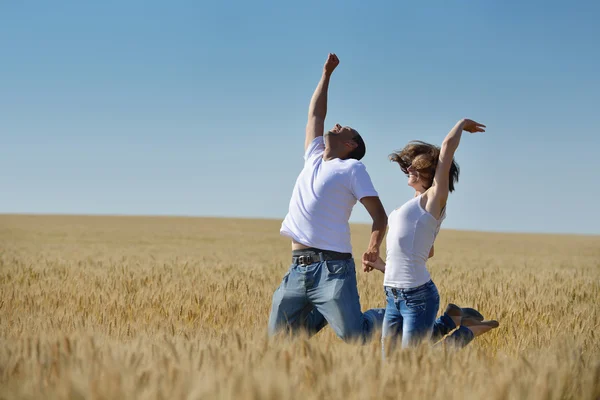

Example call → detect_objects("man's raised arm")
305 53 339 150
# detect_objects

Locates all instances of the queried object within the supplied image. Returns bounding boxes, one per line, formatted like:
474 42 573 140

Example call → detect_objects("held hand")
461 119 486 133
324 53 340 76
362 247 379 273
364 257 386 273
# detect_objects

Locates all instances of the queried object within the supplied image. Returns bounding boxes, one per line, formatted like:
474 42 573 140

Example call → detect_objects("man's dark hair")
348 133 366 161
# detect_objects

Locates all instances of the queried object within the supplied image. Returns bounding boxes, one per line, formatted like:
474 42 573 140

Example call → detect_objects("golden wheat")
1 215 599 399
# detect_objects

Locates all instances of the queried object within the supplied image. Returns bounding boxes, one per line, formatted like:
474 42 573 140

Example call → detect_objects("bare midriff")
291 239 312 250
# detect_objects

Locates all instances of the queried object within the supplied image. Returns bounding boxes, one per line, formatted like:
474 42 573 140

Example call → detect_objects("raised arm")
305 53 339 150
427 119 486 215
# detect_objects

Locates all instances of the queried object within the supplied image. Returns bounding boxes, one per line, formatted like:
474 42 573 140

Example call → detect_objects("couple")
268 53 499 353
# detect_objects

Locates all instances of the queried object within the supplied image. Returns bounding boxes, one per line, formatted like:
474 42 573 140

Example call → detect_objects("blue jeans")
382 280 474 356
268 258 385 344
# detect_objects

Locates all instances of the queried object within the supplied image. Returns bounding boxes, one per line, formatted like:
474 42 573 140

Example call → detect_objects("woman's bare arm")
425 119 486 218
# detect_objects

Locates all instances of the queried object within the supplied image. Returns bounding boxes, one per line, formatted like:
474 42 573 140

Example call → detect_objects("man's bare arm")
360 196 388 272
305 53 339 150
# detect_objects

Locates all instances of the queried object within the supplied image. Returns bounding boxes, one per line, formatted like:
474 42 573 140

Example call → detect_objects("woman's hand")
461 119 486 133
364 256 386 273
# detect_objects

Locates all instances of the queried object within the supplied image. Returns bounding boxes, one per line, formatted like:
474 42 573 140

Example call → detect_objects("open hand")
324 53 339 76
461 119 486 133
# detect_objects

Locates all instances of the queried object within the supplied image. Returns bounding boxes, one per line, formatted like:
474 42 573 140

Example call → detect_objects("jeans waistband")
385 280 434 296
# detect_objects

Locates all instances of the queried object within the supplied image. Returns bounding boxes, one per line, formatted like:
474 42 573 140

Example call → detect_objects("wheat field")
0 214 599 399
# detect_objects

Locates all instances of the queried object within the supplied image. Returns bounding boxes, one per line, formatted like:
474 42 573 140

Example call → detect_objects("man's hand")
323 53 339 76
362 247 379 272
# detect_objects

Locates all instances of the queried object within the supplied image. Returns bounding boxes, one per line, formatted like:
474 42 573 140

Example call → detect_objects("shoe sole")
447 303 485 321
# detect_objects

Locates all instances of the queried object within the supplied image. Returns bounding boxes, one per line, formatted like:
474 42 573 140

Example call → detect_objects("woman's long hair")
389 141 460 192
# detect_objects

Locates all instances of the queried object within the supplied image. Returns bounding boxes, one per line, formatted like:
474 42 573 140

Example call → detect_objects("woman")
365 118 499 353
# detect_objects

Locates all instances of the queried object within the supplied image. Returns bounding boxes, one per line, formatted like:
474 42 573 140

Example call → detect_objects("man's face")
325 123 356 145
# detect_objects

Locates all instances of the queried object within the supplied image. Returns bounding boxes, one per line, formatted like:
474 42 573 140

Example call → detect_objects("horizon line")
1 212 598 238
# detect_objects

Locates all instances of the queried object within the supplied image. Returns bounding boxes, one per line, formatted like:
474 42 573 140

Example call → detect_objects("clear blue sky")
1 1 599 235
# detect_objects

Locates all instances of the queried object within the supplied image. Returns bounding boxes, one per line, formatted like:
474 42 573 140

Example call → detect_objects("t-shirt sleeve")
304 136 325 161
350 163 379 200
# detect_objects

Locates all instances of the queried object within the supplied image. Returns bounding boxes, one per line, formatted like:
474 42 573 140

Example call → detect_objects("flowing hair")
389 140 460 192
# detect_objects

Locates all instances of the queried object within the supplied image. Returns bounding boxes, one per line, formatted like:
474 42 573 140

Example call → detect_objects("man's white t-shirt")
280 137 379 254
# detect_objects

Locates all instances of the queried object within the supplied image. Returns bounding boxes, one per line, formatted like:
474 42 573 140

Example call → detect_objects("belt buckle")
298 255 312 265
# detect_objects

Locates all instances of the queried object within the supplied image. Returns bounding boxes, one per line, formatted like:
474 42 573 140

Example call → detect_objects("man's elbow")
375 214 388 229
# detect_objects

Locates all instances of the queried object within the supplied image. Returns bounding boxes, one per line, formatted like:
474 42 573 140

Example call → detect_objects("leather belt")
292 248 352 265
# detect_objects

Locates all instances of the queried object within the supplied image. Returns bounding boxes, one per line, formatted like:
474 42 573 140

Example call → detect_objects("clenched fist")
324 53 339 76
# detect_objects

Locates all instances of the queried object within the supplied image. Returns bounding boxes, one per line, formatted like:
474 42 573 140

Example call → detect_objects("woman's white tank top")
383 195 445 289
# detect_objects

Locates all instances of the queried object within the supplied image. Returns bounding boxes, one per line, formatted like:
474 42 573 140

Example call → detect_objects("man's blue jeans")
268 258 384 343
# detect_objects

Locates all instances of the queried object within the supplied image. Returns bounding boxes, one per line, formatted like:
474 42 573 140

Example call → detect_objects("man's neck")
323 146 343 161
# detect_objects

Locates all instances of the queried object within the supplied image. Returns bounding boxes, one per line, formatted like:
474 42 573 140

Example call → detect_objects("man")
267 53 387 343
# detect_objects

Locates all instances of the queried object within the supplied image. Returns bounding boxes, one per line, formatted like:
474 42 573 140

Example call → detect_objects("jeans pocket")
403 287 432 313
278 265 295 289
325 260 348 276
404 296 428 313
